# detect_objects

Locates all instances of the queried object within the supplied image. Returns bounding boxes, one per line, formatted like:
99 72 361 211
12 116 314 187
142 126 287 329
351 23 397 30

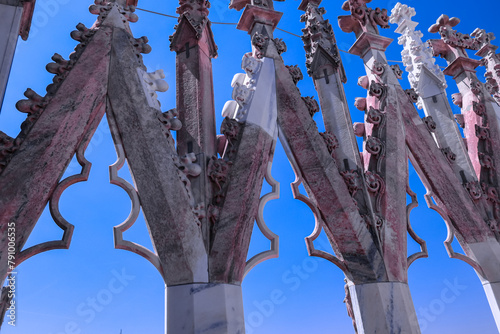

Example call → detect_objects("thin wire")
136 7 178 19
276 27 302 38
135 7 438 67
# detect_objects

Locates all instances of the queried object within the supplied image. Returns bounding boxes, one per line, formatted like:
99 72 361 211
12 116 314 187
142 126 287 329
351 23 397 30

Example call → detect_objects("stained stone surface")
349 282 420 334
166 283 245 334
0 3 22 108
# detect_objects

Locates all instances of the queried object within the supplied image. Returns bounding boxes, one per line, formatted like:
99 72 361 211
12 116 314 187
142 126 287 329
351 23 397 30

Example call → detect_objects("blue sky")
1 0 499 333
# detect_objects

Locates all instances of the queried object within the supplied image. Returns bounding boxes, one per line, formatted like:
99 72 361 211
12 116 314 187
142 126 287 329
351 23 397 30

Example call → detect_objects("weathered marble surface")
484 281 500 330
166 283 245 334
0 3 22 109
349 281 420 334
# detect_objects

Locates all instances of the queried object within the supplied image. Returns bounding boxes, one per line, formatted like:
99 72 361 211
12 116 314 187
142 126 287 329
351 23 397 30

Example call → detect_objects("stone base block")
167 283 245 334
349 281 421 334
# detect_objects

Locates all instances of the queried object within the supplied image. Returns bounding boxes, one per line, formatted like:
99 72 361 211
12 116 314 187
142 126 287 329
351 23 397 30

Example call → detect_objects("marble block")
349 281 421 334
167 283 245 334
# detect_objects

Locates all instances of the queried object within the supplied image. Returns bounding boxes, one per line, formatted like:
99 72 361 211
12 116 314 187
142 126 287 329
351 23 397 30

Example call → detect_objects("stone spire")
338 0 390 38
428 15 500 207
0 0 37 110
170 0 217 57
391 3 475 184
426 15 500 330
390 3 446 101
473 28 500 106
300 0 346 82
169 0 218 255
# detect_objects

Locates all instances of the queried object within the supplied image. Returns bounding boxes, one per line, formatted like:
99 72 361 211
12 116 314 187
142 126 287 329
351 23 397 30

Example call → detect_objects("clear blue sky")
1 0 499 333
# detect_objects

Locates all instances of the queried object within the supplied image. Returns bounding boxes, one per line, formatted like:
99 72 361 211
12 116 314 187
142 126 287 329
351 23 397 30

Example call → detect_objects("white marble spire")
391 2 446 109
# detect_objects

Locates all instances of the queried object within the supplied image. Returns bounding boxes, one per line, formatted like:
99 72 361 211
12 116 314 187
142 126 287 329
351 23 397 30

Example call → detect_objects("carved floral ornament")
251 32 269 59
339 0 390 35
89 0 138 25
428 14 482 51
286 65 304 85
208 156 232 191
300 5 342 74
302 96 320 117
320 131 339 158
341 169 362 196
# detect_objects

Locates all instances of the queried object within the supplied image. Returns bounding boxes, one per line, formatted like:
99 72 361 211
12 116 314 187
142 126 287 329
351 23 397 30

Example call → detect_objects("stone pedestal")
468 239 500 331
0 3 23 109
166 283 245 334
484 281 500 330
349 281 421 334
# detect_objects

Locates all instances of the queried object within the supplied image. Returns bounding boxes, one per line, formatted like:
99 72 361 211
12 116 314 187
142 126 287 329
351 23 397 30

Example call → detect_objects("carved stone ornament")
371 61 385 76
452 92 463 108
302 96 320 117
391 3 447 94
286 65 304 85
320 131 339 158
172 0 211 41
369 81 388 109
138 69 169 110
366 107 383 126
440 147 457 164
472 101 486 117
479 153 495 170
422 116 437 133
70 22 94 42
232 83 254 108
365 136 383 156
354 97 367 111
365 171 386 212
132 36 152 55
0 132 18 174
220 117 241 145
390 64 403 80
455 114 465 128
365 171 385 195
89 0 138 26
474 28 500 106
482 183 500 203
300 3 343 76
208 156 232 190
172 153 203 207
341 169 362 196
159 108 182 132
475 124 490 140
252 32 270 59
428 15 481 51
273 38 287 55
405 88 419 104
464 181 483 200
339 0 390 35
242 53 262 77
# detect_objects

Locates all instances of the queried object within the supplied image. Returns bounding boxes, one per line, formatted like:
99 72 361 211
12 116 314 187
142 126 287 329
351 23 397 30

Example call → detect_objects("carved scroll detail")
406 173 428 268
279 128 350 278
244 139 280 278
107 113 165 279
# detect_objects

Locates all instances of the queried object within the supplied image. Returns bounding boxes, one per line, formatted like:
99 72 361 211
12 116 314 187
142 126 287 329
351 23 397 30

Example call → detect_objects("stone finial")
473 29 500 105
229 0 283 11
389 2 415 26
427 14 484 61
176 0 210 35
300 1 345 81
138 69 169 110
89 1 139 26
338 0 390 37
391 3 446 106
169 0 218 57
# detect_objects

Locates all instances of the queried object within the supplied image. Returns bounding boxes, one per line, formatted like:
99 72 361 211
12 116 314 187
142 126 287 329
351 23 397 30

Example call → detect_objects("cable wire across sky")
135 7 407 64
